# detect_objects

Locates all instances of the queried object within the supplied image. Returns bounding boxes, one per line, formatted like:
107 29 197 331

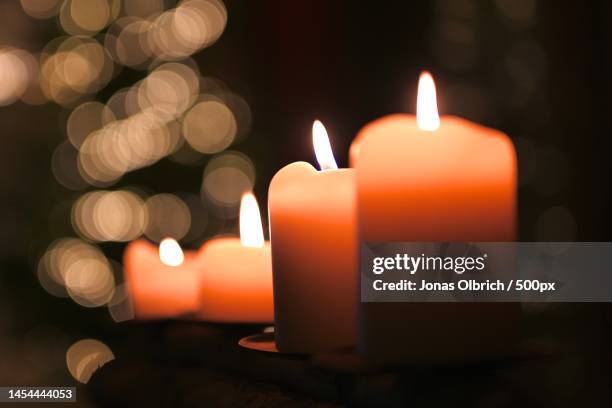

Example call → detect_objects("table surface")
87 309 612 407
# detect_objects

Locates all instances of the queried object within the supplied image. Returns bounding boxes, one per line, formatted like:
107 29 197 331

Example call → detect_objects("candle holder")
238 330 308 356
238 332 279 353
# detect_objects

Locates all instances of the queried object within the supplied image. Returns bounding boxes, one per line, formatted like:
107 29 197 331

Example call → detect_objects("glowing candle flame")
240 192 265 248
416 71 440 131
159 238 184 266
312 120 338 171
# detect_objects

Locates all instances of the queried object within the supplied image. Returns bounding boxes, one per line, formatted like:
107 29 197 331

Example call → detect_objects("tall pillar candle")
351 72 519 363
268 121 357 353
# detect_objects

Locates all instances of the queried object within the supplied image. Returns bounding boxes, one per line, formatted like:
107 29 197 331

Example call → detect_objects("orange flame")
416 71 440 131
159 238 184 266
312 120 338 171
240 192 264 248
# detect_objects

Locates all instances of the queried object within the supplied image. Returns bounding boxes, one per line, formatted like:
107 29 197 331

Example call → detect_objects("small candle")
197 192 274 323
351 72 519 362
269 121 357 353
124 238 201 319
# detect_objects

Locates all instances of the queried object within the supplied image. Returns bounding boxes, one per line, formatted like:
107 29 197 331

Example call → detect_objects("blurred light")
180 193 208 242
72 190 147 242
312 120 338 171
416 71 440 131
37 238 113 307
107 283 134 322
19 52 47 105
139 62 200 120
170 141 205 166
64 255 116 307
106 17 154 68
196 77 252 141
201 151 255 211
0 48 31 105
144 194 191 242
77 112 182 185
40 37 114 106
60 0 120 36
66 339 114 383
105 87 130 120
159 238 184 266
239 193 264 248
534 206 576 242
147 0 227 61
123 0 165 19
20 0 61 19
67 101 115 148
51 141 89 190
183 99 236 154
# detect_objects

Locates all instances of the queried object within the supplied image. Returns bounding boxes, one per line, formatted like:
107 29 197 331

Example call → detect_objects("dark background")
0 0 610 404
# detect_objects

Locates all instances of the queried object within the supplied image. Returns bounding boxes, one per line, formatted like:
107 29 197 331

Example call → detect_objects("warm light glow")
239 192 264 248
312 120 338 171
159 238 184 266
416 71 440 131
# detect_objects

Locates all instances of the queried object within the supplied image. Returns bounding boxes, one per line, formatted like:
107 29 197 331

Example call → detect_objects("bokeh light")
59 0 120 36
51 141 89 190
40 37 114 106
77 112 182 185
67 101 115 148
138 62 200 120
107 283 134 323
0 48 32 106
183 98 237 154
20 0 62 20
201 151 255 213
147 0 227 61
72 190 147 242
37 238 115 308
143 194 192 242
66 339 115 383
123 0 165 19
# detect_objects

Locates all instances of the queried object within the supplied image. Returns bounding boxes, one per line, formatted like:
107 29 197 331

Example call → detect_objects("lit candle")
351 72 519 362
124 238 201 319
197 192 274 323
268 121 357 353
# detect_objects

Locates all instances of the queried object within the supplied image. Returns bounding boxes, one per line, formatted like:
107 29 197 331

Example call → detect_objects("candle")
352 72 519 362
197 192 274 323
268 121 357 353
124 238 201 319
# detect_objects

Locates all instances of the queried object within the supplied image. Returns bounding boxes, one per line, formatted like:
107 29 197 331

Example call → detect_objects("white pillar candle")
268 121 357 353
351 72 519 363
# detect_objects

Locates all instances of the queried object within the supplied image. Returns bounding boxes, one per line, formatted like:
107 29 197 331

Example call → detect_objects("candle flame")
416 71 440 131
159 238 184 267
240 192 265 248
312 120 338 171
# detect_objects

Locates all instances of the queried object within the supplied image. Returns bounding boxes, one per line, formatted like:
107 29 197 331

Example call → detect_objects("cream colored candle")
268 121 357 353
124 238 201 319
352 72 519 362
197 193 274 323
